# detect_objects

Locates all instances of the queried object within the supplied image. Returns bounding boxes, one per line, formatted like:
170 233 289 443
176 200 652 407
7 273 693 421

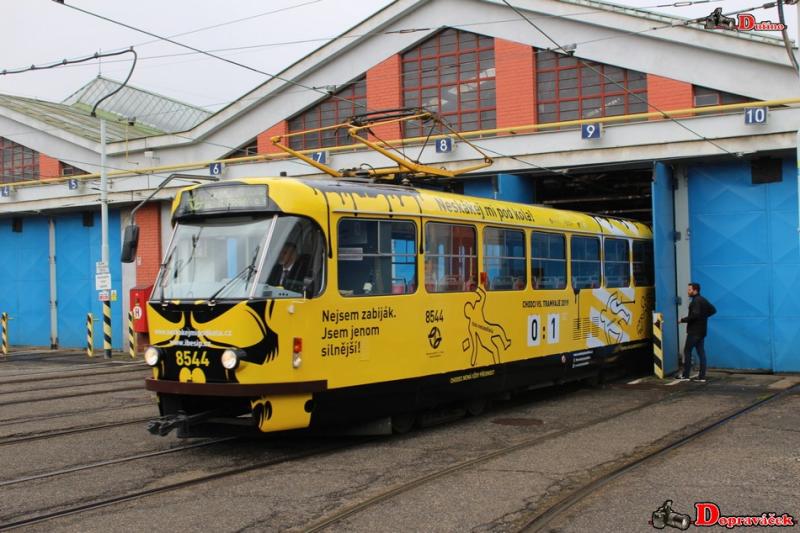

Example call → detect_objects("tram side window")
571 236 601 289
337 219 417 296
633 240 654 286
483 227 526 290
425 222 478 293
531 232 566 289
604 238 631 288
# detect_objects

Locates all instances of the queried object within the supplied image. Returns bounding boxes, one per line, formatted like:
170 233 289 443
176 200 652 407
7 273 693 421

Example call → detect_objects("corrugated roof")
0 94 163 142
62 76 212 133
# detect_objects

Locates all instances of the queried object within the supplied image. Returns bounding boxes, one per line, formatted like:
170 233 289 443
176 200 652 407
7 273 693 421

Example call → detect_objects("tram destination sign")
175 184 271 217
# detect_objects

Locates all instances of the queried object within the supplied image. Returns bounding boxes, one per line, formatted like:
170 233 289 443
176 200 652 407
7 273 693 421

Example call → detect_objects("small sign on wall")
209 162 224 176
581 123 601 139
435 138 453 153
743 107 767 125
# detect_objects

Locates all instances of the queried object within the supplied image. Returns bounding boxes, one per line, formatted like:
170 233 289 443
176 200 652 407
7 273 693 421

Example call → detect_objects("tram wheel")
465 397 487 416
391 413 416 434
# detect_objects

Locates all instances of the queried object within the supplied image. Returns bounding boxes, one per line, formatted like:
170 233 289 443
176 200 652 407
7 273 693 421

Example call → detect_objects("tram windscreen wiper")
207 246 260 303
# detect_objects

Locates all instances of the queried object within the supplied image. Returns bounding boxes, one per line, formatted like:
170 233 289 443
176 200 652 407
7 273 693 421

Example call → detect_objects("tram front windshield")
153 215 324 300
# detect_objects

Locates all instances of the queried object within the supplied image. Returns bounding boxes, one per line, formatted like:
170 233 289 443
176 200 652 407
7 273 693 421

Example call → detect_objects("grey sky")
0 0 796 110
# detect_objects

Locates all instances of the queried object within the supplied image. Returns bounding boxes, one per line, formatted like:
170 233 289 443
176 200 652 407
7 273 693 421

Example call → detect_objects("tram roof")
176 177 652 239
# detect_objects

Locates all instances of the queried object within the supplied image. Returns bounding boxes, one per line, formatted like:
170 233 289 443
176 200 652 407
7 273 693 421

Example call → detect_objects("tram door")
651 162 679 376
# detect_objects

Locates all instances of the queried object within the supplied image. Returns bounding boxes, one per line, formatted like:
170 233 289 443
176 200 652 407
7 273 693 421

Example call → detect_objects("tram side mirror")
121 224 140 263
303 277 314 299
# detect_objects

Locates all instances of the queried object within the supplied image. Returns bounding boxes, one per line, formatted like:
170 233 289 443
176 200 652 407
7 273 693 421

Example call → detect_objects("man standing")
678 282 716 382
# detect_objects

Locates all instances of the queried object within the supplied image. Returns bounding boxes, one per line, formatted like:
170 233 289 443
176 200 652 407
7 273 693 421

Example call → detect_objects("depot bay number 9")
527 314 560 347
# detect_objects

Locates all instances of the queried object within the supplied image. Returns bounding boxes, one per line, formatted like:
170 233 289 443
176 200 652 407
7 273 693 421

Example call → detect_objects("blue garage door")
688 159 799 372
0 217 51 346
55 212 123 349
652 162 679 375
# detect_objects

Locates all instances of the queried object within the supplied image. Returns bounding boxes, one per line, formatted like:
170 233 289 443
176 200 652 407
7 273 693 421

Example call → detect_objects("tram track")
299 385 794 532
0 360 142 378
513 383 800 532
0 384 145 408
0 400 153 427
0 440 363 531
0 437 236 488
0 365 147 386
300 390 682 533
0 374 145 397
0 416 154 446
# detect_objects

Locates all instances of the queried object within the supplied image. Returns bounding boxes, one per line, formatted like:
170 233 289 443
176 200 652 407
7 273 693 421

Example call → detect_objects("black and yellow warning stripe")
653 312 664 379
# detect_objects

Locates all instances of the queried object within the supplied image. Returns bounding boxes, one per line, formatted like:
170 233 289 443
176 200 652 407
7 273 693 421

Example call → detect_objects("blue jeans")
682 335 707 379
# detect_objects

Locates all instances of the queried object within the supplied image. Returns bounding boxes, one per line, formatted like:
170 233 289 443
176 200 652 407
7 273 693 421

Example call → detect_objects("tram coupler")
146 410 217 436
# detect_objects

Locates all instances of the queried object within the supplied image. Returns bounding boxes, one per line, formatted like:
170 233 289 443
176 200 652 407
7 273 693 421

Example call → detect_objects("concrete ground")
1 351 797 533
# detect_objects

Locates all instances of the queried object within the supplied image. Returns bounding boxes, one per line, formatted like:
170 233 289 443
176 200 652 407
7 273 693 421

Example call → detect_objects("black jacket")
267 256 310 292
681 294 716 337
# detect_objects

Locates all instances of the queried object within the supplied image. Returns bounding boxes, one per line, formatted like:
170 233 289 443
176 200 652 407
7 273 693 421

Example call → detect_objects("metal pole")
128 309 136 358
86 313 94 358
1 312 8 357
100 118 112 359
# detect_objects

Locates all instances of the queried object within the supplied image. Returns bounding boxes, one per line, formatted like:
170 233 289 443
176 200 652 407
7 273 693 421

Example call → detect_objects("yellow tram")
139 176 654 436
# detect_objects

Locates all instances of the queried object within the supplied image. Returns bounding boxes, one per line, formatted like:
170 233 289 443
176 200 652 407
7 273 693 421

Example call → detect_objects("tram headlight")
144 346 163 367
221 349 246 370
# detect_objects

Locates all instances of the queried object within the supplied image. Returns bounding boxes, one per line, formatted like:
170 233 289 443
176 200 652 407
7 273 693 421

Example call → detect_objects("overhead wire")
53 1 371 112
500 0 738 157
45 3 570 177
4 1 782 113
3 0 790 185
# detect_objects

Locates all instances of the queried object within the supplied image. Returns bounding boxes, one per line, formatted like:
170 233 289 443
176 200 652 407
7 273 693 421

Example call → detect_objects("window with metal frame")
536 51 647 125
424 222 478 293
402 28 496 138
61 162 87 177
226 138 259 158
531 231 566 290
288 77 367 150
571 235 601 289
337 218 417 297
483 227 526 291
604 238 631 288
0 137 39 182
632 240 654 287
693 85 752 108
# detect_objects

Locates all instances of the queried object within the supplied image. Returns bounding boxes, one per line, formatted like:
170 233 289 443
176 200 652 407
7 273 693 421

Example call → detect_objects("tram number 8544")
426 309 444 323
176 350 210 367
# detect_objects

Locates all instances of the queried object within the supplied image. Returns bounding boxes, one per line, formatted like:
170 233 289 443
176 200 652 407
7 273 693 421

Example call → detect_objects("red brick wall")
39 154 60 179
647 74 693 118
495 38 535 129
134 203 162 287
256 120 289 154
367 54 403 140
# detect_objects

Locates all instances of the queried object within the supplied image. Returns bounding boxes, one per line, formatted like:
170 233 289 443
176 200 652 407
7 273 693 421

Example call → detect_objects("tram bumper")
144 378 327 435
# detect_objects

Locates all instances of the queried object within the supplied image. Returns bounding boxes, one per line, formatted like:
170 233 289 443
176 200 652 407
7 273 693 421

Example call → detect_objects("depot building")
0 0 797 373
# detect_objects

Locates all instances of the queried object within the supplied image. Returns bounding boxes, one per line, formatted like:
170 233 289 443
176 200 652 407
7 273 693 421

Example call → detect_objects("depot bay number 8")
527 314 560 347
